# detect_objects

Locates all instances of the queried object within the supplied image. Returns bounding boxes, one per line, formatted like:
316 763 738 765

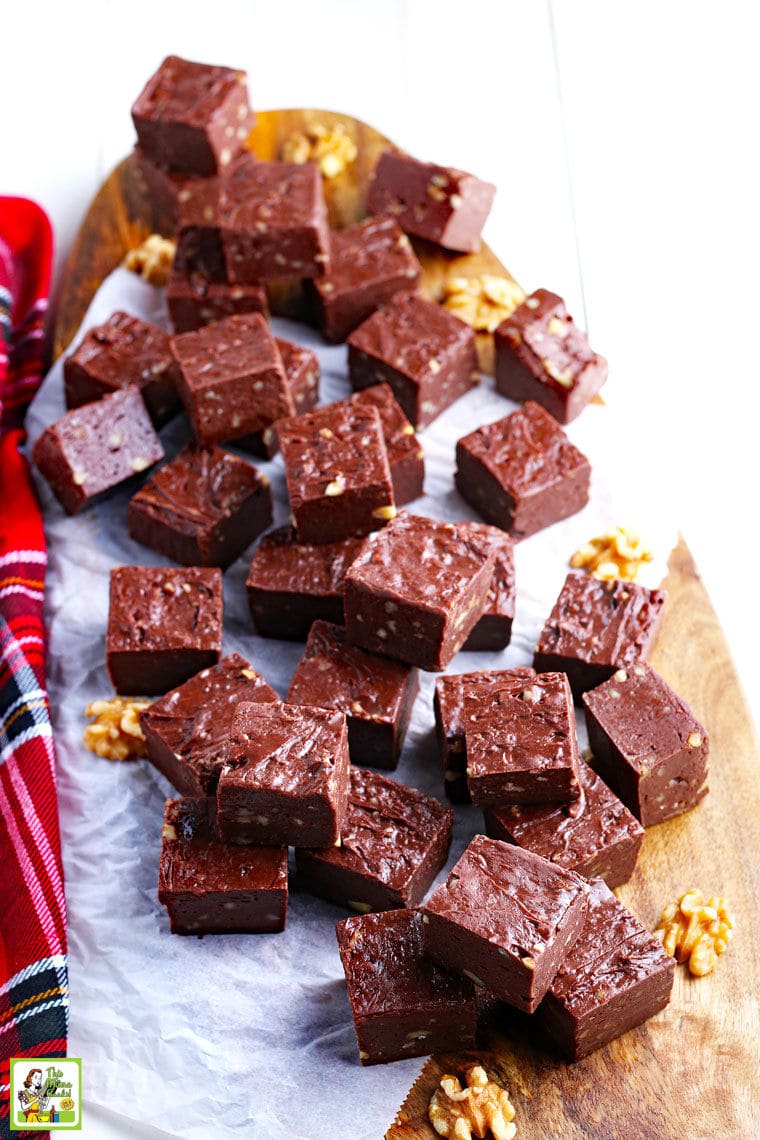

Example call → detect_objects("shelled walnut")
654 889 734 977
83 696 151 761
570 526 653 582
429 1065 516 1139
280 122 357 179
442 276 526 333
123 234 177 286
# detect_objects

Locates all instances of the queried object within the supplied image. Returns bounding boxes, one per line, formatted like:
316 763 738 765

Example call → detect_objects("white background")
2 2 759 1136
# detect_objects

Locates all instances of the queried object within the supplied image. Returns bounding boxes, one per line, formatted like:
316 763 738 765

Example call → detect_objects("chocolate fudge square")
494 289 608 424
367 150 496 253
106 566 222 695
484 760 645 888
246 526 364 640
171 312 294 446
583 663 709 826
33 386 164 516
296 766 453 912
349 384 424 505
133 145 199 235
278 402 395 545
434 667 536 804
537 878 675 1060
306 216 421 343
221 157 330 282
166 267 269 333
422 834 589 1013
458 522 515 651
348 292 479 429
64 311 181 427
465 672 582 808
173 169 228 280
128 446 272 569
216 703 350 847
455 401 591 540
286 621 419 769
344 512 496 672
131 55 254 176
141 653 279 796
534 573 667 700
336 909 477 1065
243 337 321 460
158 798 287 935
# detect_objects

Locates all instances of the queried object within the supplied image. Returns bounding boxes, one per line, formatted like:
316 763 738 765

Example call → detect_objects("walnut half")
654 889 734 977
83 696 151 761
442 276 526 334
569 526 653 582
280 122 357 179
429 1065 516 1140
123 234 177 287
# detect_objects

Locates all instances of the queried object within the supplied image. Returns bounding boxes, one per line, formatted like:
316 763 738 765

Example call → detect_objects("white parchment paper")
26 270 675 1139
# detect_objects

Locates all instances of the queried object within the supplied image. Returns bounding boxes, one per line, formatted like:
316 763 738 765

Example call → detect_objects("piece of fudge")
296 766 452 911
537 878 675 1060
344 512 497 672
286 621 418 769
422 834 589 1013
434 667 536 804
166 267 269 333
171 312 294 446
133 145 199 234
458 522 515 651
216 703 350 846
158 797 287 934
127 446 272 569
306 216 421 343
140 653 279 796
278 402 395 545
484 760 645 887
455 401 591 540
33 386 164 516
367 150 496 253
349 384 424 505
106 566 223 695
246 527 365 640
64 311 181 427
348 292 479 429
465 672 582 808
336 909 477 1065
243 337 321 460
173 170 228 280
583 664 709 826
221 157 330 282
494 289 608 424
131 55 254 176
534 573 667 700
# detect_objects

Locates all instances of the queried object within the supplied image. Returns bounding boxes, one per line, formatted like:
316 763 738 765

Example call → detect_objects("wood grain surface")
52 110 760 1140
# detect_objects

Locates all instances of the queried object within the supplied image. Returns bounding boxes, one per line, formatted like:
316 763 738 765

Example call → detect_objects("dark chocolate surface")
166 268 269 333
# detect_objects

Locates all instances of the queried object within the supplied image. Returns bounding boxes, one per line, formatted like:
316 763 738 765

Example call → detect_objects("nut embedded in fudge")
347 291 479 429
367 149 496 253
158 797 288 935
216 702 350 847
33 386 164 516
286 621 419 770
494 288 608 424
348 384 424 506
106 566 223 696
131 55 254 177
455 401 591 540
128 446 272 569
484 760 645 888
277 402 395 545
343 512 497 672
464 672 582 809
583 663 709 826
457 522 515 652
245 526 365 640
241 337 321 460
434 668 537 804
305 215 421 343
421 834 589 1013
170 312 294 447
140 653 279 797
220 157 330 282
537 878 675 1060
63 310 181 427
533 572 666 700
296 766 453 912
336 909 477 1065
166 267 269 333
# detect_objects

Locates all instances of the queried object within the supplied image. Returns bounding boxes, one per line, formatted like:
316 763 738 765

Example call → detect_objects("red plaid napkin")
0 198 68 1138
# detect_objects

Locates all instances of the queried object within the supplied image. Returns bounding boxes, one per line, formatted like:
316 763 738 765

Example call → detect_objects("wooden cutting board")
52 110 760 1140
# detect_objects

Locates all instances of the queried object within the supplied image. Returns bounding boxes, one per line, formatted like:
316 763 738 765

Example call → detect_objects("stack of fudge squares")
32 54 712 1071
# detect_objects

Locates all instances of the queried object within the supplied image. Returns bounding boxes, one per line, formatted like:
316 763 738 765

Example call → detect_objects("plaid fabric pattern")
0 198 68 1140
